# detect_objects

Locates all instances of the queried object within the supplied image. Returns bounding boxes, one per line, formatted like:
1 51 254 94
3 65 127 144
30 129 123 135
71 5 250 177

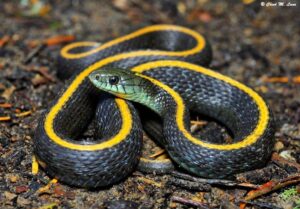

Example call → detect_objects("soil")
0 0 299 208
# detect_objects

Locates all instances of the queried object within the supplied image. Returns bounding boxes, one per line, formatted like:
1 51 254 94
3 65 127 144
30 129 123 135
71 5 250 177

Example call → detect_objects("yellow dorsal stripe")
60 25 206 59
47 53 213 151
45 98 131 151
44 53 152 151
132 60 269 150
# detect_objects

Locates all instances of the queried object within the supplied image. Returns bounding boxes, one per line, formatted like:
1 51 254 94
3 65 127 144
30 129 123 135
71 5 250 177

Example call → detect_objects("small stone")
11 135 18 142
0 137 10 148
65 191 76 200
17 197 30 206
274 141 284 151
10 175 19 183
279 150 296 162
4 191 17 201
243 28 253 37
169 202 177 208
15 185 29 194
53 185 65 197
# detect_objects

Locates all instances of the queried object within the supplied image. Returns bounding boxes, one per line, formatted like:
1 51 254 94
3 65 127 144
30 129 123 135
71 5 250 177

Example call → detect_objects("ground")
0 0 299 208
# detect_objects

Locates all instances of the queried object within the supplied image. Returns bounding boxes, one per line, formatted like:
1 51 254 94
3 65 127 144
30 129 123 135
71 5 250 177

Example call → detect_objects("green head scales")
88 68 163 114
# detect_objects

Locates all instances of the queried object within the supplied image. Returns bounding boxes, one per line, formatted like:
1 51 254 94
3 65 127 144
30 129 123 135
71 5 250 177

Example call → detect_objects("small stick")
0 116 11 121
261 76 300 84
0 103 12 108
171 196 210 209
45 35 75 46
271 152 300 172
190 120 207 133
149 149 165 158
238 199 282 209
240 174 300 209
190 120 207 126
0 35 10 47
171 171 258 188
15 110 32 117
167 176 211 191
136 176 162 188
36 179 58 195
23 44 45 64
0 110 32 122
24 34 75 64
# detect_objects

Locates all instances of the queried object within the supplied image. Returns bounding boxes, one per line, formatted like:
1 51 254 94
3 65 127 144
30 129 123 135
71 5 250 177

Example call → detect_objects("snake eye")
95 74 100 81
108 76 120 85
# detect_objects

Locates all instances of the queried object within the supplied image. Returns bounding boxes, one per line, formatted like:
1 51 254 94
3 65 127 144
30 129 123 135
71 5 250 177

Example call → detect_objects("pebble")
15 185 29 194
274 141 284 152
17 197 30 206
279 150 297 162
4 191 17 201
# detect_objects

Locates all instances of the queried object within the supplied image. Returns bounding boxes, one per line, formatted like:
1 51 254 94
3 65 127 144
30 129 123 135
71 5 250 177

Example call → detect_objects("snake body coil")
34 25 274 188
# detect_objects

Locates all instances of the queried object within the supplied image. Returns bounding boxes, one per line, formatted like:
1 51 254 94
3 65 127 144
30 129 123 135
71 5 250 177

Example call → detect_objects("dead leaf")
1 85 16 100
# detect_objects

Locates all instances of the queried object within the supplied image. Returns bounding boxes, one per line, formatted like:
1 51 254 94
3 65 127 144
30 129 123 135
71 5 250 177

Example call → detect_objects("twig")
190 120 207 126
171 196 210 209
245 174 300 200
240 174 300 209
261 75 300 84
36 179 58 195
23 44 45 64
0 103 13 108
272 152 300 172
190 120 207 133
149 149 165 158
0 35 10 47
171 171 258 188
45 35 75 46
167 176 211 191
0 116 11 121
0 110 32 122
25 66 56 82
238 199 282 209
23 34 75 64
136 176 162 188
15 110 32 117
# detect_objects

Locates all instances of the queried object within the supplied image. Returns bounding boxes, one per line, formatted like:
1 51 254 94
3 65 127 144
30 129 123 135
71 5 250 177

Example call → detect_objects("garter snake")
34 25 274 188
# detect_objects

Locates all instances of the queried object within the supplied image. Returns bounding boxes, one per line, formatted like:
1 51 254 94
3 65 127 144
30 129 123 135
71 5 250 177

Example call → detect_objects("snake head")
88 68 154 101
89 68 163 114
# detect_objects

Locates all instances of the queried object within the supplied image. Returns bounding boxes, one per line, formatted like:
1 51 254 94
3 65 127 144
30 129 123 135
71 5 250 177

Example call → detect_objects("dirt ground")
0 0 299 208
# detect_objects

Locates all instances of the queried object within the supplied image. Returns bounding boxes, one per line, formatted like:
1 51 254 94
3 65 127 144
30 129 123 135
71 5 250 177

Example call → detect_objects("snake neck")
133 85 167 116
134 84 182 121
147 88 191 137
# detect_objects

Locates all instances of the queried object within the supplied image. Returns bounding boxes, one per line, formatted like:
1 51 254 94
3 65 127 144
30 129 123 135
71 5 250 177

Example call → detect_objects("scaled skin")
89 68 163 114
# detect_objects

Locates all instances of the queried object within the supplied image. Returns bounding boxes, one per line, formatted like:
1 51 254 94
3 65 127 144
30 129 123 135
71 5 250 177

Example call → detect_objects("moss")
280 187 300 209
280 187 298 201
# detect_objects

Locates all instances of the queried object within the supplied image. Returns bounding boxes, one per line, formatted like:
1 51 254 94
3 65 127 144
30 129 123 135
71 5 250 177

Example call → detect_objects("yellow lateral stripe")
45 55 139 151
132 60 269 150
45 98 131 151
45 52 177 151
140 157 171 163
60 25 205 59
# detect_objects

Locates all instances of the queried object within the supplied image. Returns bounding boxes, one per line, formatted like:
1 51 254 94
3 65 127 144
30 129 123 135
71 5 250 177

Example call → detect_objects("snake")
34 25 275 188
